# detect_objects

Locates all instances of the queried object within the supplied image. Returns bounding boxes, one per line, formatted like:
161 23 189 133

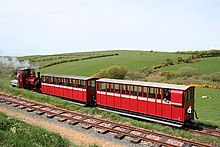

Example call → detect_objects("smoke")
0 57 32 69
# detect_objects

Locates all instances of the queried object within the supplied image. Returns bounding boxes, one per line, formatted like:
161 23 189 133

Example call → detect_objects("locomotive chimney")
37 72 40 79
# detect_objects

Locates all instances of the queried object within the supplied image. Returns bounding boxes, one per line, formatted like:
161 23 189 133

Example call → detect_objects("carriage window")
149 87 156 98
69 79 73 86
138 86 142 97
50 77 53 84
130 86 137 96
45 77 50 83
98 82 102 91
88 80 95 89
110 83 114 92
42 76 45 83
157 88 162 99
81 80 86 88
78 80 82 88
107 83 114 92
143 87 147 97
187 89 194 101
72 79 75 87
101 82 106 92
64 78 70 86
75 79 79 87
58 78 63 85
54 77 59 85
115 84 120 94
121 85 125 94
164 89 171 101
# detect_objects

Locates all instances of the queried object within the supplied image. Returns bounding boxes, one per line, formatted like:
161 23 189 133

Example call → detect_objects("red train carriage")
96 78 195 127
41 74 98 105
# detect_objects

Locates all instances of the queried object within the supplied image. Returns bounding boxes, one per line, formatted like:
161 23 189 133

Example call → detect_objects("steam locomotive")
11 68 195 128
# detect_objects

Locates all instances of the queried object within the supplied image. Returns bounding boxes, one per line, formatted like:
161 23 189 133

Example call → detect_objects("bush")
210 72 220 82
200 74 211 81
143 67 154 76
159 70 175 79
165 58 174 65
175 67 196 77
146 76 167 83
94 65 128 79
125 71 146 80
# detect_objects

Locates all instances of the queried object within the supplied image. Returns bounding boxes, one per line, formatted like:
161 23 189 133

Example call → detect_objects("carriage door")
87 80 96 103
171 90 184 121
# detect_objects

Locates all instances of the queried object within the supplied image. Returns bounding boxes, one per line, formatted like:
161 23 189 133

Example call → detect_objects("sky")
0 0 220 56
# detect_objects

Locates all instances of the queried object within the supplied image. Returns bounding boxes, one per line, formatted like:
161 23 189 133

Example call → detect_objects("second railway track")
0 93 215 147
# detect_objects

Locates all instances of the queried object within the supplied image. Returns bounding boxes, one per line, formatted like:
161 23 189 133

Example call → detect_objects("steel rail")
0 94 211 147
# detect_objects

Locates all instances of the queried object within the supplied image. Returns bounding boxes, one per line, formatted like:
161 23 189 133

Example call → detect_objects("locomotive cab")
13 68 41 92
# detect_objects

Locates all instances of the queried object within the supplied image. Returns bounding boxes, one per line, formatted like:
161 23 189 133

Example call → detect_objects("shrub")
200 74 211 81
165 58 174 65
146 76 167 83
176 57 183 62
175 67 196 77
143 67 154 76
94 65 128 79
159 70 175 79
125 71 146 80
184 77 202 85
210 72 220 82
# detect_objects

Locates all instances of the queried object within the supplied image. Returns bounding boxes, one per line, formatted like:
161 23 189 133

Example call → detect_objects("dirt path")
0 107 124 147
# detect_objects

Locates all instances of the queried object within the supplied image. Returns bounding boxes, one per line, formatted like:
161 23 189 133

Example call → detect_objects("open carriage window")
50 77 53 84
101 82 106 92
130 85 137 96
121 84 126 94
187 89 194 101
42 76 46 83
143 87 147 97
157 88 162 99
149 87 156 98
59 78 64 85
138 86 142 97
54 77 59 85
64 78 70 86
164 89 171 101
88 80 95 89
115 84 120 94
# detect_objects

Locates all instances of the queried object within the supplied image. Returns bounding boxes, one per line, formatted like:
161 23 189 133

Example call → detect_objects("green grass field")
39 50 192 76
0 111 70 147
18 50 219 76
157 57 220 75
195 88 220 126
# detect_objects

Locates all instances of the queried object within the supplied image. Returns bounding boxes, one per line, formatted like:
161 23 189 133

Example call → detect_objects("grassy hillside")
157 57 220 75
18 50 220 76
194 88 220 126
38 50 192 76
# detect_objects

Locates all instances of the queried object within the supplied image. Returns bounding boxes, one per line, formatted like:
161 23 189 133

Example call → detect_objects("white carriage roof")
41 74 96 80
97 78 192 90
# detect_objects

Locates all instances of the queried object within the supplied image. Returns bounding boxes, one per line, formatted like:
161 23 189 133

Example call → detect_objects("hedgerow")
40 53 119 69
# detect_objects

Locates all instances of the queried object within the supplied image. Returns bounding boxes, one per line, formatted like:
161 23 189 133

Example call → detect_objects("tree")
175 67 196 77
94 65 128 79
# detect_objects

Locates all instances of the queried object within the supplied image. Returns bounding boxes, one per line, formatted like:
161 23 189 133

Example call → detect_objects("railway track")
0 93 214 147
188 127 220 139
